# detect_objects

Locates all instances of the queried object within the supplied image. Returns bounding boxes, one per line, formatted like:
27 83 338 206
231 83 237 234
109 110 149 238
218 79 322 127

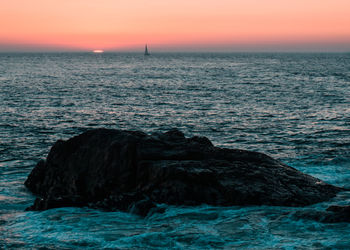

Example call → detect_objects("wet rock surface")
325 205 350 222
25 128 342 216
294 205 350 223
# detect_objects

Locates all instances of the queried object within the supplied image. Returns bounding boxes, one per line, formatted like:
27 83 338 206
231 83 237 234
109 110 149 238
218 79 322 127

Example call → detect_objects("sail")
144 44 150 56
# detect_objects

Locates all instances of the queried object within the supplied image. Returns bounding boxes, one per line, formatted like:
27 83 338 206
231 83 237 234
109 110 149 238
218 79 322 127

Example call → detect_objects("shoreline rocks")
25 128 342 216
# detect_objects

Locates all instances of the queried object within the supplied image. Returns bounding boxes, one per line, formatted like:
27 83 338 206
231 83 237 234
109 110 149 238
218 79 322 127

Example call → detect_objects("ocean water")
1 52 350 249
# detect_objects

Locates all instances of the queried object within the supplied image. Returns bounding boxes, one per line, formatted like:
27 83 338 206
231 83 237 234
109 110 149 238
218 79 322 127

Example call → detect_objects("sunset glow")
1 0 350 51
93 50 104 53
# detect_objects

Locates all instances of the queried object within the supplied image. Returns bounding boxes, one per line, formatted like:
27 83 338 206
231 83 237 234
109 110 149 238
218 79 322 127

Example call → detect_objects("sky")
0 0 350 52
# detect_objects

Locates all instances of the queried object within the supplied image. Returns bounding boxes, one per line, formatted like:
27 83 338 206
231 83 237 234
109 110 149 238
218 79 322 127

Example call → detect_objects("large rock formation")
25 128 342 215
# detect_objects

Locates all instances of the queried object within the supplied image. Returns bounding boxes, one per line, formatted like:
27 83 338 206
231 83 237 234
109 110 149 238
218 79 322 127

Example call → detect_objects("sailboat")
144 44 150 56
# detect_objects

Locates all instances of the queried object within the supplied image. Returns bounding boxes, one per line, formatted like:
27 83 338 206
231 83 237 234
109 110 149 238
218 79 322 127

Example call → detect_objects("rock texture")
25 128 342 215
294 205 350 223
325 205 350 222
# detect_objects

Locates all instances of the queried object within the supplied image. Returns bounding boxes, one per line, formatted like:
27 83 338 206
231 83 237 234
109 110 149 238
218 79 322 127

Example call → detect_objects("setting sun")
0 0 349 51
93 50 104 53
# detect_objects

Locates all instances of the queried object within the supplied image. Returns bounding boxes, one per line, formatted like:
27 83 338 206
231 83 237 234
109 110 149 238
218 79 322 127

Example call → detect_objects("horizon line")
0 50 349 53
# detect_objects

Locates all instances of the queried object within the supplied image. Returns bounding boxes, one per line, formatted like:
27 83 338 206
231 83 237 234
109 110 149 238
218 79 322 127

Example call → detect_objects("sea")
0 52 350 249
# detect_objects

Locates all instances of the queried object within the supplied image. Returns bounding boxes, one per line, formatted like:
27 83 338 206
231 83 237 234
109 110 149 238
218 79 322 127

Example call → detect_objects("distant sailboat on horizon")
144 44 150 56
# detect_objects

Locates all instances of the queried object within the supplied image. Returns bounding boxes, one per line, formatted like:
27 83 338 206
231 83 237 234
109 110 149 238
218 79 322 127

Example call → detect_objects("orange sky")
1 0 350 51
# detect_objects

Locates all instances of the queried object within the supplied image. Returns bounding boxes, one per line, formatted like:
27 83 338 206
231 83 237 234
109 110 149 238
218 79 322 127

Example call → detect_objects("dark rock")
327 205 350 213
294 205 350 223
25 128 342 216
324 205 350 222
128 199 160 217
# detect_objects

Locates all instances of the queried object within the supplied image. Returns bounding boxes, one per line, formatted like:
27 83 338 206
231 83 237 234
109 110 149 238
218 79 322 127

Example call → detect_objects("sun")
92 49 104 53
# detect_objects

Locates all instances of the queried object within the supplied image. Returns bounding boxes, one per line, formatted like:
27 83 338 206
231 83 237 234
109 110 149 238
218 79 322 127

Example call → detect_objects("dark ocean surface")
1 52 350 249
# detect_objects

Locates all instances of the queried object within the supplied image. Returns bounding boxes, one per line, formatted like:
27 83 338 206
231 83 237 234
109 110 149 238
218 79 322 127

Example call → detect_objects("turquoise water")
1 52 350 249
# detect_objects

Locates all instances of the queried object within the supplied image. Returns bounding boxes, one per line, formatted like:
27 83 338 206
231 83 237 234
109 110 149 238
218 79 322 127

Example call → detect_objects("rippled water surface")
1 52 350 249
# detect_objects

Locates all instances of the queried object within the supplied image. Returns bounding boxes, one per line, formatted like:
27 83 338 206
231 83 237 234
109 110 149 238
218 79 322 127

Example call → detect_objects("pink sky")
1 0 349 52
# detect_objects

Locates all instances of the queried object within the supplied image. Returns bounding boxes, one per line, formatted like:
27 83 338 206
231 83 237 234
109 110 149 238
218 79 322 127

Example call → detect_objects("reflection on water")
0 52 350 248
